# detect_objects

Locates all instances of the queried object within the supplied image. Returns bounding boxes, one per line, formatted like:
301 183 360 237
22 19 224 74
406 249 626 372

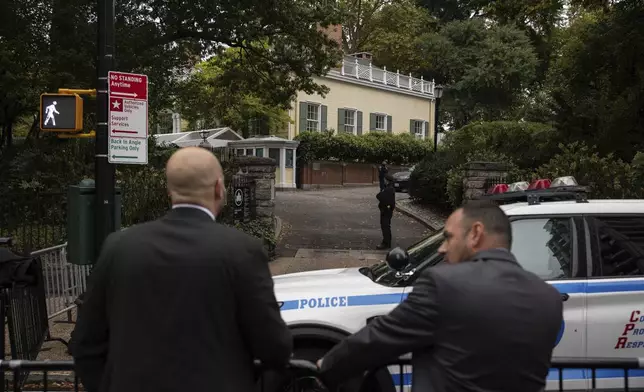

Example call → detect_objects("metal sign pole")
95 0 116 257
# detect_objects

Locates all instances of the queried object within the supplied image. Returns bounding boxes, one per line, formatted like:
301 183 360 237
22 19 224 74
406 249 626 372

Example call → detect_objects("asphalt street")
274 186 431 257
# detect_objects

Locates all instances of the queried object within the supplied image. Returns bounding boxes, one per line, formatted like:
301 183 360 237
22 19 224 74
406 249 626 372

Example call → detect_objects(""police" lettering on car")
298 296 348 309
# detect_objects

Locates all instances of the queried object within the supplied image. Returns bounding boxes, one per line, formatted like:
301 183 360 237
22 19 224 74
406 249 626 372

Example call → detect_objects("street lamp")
433 84 444 153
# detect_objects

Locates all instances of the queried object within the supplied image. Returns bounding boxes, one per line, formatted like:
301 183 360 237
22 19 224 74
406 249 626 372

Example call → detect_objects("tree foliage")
176 49 292 136
440 121 561 169
295 131 432 165
547 2 644 160
0 0 344 149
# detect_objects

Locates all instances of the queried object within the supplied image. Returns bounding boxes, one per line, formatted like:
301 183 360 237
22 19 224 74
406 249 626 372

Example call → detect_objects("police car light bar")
479 176 588 205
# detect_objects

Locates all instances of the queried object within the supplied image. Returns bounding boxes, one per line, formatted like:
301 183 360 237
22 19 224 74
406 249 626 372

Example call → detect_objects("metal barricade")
31 244 91 321
368 357 644 391
0 359 321 392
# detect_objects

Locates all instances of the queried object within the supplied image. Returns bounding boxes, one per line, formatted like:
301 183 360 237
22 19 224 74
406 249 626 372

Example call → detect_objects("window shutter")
299 102 308 133
425 121 429 139
357 111 363 135
321 105 328 131
338 109 345 133
409 119 415 135
369 113 376 131
387 115 392 133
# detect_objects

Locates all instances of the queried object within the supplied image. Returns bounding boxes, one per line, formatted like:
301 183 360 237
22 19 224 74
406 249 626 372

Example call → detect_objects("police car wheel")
258 346 394 392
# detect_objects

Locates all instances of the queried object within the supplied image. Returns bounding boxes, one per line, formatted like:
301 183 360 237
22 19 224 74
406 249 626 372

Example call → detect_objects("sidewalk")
270 248 387 276
395 198 448 231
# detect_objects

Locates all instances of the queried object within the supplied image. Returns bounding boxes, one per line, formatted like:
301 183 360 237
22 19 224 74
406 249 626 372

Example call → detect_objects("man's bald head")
166 147 225 214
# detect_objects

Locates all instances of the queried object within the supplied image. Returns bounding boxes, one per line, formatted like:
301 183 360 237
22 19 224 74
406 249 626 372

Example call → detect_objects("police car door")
502 216 589 391
398 216 588 391
585 215 644 391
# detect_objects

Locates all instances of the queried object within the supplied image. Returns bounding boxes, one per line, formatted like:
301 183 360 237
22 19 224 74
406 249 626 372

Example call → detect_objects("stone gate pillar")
235 156 276 221
462 161 509 202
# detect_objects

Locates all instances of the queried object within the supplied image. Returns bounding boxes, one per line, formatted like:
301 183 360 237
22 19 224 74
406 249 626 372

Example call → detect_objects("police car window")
591 216 644 277
408 230 444 267
511 218 573 280
363 231 444 286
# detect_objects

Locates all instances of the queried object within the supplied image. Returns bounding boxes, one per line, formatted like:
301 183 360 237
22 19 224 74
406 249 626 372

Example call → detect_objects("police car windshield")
365 230 444 285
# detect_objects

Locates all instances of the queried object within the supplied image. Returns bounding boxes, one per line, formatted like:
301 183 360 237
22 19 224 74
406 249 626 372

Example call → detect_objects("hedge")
440 121 561 169
295 131 432 165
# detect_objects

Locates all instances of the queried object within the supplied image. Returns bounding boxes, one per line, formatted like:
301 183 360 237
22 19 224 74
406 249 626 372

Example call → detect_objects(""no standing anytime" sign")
108 71 149 165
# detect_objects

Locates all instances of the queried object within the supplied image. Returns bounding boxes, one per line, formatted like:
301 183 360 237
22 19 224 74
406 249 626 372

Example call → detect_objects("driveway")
274 187 431 257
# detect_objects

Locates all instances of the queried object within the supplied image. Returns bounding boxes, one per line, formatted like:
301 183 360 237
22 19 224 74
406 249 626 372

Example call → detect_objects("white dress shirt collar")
172 204 215 221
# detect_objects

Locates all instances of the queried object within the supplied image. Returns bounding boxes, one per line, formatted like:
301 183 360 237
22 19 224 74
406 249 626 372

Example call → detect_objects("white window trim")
413 119 425 140
374 112 388 131
343 108 358 135
305 101 322 132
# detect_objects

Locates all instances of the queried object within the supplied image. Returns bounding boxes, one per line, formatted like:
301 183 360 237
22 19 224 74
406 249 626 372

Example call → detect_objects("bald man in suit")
71 147 292 392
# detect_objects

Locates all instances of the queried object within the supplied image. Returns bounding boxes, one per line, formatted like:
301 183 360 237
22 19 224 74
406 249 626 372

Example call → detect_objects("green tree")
0 0 51 148
361 0 436 74
547 1 644 160
340 0 394 53
176 49 291 137
1 0 343 149
419 19 539 128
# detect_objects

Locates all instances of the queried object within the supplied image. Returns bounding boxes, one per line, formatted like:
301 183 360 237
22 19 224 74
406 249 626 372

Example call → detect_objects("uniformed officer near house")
376 174 396 250
318 200 563 392
378 160 388 191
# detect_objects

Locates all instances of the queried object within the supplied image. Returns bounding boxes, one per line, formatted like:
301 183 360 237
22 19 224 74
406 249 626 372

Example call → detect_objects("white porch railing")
340 59 435 96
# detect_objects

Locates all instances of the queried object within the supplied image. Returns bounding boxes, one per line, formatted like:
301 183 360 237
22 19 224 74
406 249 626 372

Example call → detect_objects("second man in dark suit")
71 147 292 392
318 200 563 392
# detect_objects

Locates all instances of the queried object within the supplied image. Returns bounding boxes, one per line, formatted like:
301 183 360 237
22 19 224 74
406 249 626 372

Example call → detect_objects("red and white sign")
108 71 148 165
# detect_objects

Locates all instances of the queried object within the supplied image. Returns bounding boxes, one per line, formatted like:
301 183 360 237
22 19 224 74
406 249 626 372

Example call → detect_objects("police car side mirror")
386 247 410 272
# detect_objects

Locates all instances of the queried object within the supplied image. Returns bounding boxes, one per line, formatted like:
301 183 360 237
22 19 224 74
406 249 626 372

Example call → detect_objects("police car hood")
272 268 363 291
272 267 404 316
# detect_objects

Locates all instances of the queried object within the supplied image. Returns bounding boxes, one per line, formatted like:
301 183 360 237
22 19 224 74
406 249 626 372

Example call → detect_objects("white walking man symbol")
44 101 60 126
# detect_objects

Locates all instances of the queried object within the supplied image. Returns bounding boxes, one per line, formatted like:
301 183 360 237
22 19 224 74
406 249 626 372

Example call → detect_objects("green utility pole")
95 0 116 257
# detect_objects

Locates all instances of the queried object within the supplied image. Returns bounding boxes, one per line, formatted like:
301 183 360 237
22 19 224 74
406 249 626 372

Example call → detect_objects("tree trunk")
0 123 5 149
27 112 40 141
5 121 12 148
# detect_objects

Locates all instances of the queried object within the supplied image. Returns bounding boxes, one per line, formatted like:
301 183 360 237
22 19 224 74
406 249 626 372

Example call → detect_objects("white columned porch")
279 148 286 187
292 148 297 185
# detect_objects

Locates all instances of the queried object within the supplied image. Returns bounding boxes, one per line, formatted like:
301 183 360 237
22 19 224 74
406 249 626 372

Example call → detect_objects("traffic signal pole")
95 0 116 256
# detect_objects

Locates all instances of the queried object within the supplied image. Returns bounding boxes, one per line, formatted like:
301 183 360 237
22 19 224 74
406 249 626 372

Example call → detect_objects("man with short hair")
71 147 292 392
318 200 563 392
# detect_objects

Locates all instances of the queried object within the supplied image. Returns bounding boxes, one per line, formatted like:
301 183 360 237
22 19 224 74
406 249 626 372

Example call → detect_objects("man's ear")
470 222 485 246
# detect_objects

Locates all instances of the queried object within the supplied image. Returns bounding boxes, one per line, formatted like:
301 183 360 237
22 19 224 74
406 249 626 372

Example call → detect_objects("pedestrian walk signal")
40 93 84 132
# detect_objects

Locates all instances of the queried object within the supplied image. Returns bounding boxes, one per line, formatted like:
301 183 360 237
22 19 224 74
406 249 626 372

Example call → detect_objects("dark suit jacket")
71 207 292 392
376 187 395 212
320 249 563 392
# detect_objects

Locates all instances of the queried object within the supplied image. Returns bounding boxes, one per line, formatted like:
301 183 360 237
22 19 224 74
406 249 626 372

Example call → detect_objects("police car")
272 176 644 391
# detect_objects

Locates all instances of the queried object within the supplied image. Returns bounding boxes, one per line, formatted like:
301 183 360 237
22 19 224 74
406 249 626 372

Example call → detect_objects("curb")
396 203 443 231
274 216 283 240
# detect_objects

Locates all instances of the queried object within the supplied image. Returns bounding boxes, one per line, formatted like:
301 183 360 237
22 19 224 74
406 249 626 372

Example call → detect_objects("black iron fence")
0 191 67 254
0 250 51 391
368 356 644 391
0 359 320 392
1 357 644 391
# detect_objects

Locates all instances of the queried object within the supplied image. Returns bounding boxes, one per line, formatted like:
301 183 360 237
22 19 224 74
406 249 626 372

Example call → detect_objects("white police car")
273 176 644 391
